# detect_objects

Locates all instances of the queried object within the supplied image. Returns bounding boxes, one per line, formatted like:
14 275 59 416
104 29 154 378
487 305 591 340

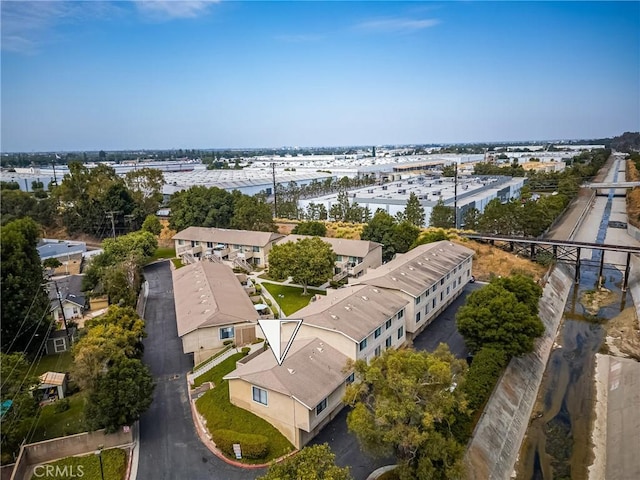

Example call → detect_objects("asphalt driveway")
137 261 261 480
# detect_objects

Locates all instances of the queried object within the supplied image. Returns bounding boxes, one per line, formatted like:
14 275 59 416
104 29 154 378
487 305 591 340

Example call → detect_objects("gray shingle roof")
172 227 284 247
294 284 409 342
224 337 350 409
355 241 474 297
173 262 258 336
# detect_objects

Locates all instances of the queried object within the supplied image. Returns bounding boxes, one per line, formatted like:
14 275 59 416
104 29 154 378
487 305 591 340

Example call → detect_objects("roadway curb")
187 377 298 469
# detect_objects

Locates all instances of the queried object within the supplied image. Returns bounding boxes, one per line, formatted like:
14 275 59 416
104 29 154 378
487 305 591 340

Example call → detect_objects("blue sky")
1 1 639 152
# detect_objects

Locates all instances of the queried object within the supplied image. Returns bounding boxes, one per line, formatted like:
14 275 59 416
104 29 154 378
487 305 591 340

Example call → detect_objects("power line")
3 283 44 354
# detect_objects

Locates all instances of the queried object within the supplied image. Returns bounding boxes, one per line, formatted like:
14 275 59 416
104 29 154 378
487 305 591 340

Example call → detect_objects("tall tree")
402 192 425 227
456 281 544 358
346 345 468 480
292 221 327 237
168 185 235 232
123 168 164 224
360 210 398 262
461 208 480 231
429 199 455 229
85 356 154 433
258 444 352 480
268 237 336 294
230 194 276 232
0 353 39 463
1 218 51 353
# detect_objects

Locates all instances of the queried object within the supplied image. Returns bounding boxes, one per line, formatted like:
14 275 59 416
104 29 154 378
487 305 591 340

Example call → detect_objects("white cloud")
135 1 218 20
355 17 440 33
1 1 123 54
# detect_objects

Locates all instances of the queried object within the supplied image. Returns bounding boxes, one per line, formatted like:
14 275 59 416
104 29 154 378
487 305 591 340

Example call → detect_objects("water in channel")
515 265 634 480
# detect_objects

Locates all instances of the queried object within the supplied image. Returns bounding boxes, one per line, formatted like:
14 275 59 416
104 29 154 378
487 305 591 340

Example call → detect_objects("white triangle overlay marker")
257 319 303 366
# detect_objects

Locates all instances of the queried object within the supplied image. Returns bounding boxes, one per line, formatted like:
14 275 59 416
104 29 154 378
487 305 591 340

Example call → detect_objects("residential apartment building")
173 227 284 270
173 261 259 364
274 235 382 280
355 241 474 340
225 337 351 449
210 240 474 449
283 284 409 362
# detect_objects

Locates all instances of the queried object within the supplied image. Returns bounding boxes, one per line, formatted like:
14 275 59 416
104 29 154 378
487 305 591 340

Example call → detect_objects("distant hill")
611 131 640 153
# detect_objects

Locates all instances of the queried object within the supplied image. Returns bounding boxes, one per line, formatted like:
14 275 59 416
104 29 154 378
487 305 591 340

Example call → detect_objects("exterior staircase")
233 256 253 272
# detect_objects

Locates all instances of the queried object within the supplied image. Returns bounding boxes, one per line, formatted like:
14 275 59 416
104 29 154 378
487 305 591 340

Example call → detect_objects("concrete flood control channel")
514 266 634 480
516 154 636 480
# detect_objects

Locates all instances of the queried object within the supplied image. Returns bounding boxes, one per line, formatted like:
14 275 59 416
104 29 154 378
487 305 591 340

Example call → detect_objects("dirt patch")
626 160 640 228
456 238 547 282
603 307 640 360
159 219 177 247
580 288 617 316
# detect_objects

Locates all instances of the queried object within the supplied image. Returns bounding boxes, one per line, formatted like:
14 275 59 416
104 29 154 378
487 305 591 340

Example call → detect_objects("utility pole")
271 163 278 218
453 161 458 229
53 281 73 347
106 211 119 238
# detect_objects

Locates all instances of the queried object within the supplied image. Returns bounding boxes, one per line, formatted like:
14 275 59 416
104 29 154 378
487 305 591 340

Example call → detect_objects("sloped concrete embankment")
465 265 573 480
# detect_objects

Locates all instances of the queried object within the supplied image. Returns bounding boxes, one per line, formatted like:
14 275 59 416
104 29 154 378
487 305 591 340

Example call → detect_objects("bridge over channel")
462 233 640 290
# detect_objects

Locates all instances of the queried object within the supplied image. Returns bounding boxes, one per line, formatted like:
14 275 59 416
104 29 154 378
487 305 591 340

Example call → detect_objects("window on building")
359 338 368 351
385 336 392 348
255 258 261 265
53 338 66 353
432 298 436 309
178 239 185 246
398 309 404 319
440 292 444 301
440 278 444 286
219 326 235 339
191 241 197 247
386 319 392 329
316 398 328 415
446 286 450 295
416 312 421 323
233 244 240 250
425 305 429 315
374 327 382 339
453 280 457 288
207 242 213 248
447 273 450 280
252 386 268 405
346 372 355 384
415 296 421 305
432 285 437 293
72 307 78 315
467 269 470 277
397 326 404 339
374 346 381 357
425 290 429 298
458 276 462 285
253 246 260 252
336 255 343 261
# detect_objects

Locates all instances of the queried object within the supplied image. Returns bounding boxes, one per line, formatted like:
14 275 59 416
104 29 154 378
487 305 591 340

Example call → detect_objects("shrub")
255 284 262 293
223 340 234 346
211 429 269 459
252 337 264 345
54 398 70 413
241 347 250 355
265 298 272 307
463 346 508 411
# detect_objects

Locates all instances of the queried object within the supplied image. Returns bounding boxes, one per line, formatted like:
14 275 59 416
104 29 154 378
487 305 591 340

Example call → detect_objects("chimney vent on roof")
287 368 295 374
372 288 379 293
362 296 368 301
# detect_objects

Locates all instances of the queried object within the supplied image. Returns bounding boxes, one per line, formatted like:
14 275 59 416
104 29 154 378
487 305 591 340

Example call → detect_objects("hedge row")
451 346 508 444
211 429 270 459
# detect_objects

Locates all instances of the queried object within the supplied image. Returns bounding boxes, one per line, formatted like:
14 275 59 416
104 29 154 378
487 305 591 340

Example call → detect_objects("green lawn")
30 392 88 442
149 247 176 262
30 448 127 480
34 351 73 376
260 282 326 316
192 345 233 374
195 352 294 463
171 258 184 269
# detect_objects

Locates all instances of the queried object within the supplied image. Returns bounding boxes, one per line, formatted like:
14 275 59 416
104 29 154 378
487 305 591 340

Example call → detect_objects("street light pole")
95 446 105 480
